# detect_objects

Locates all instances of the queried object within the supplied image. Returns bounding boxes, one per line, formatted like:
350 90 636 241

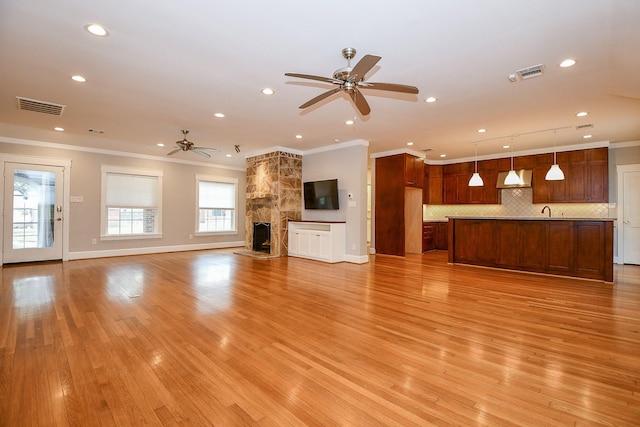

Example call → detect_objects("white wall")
301 140 369 263
1 138 246 260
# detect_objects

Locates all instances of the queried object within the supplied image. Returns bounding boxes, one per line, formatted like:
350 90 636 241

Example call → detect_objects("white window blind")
198 181 235 208
106 174 158 207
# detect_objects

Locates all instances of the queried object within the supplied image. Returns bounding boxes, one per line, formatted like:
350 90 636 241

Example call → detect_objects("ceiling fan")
285 47 419 116
167 130 219 158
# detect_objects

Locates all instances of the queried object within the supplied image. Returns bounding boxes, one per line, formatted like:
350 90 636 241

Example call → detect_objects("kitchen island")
447 217 614 282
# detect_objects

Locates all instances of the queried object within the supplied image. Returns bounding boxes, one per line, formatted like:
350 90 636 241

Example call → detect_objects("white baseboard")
344 254 370 264
69 241 245 260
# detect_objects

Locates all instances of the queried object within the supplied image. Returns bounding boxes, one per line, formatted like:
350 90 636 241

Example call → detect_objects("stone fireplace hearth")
244 151 302 257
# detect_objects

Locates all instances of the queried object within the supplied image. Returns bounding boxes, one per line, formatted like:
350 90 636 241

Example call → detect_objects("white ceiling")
1 0 639 168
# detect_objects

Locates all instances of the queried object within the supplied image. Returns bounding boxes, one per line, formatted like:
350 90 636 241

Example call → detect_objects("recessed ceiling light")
156 143 165 147
583 134 593 139
214 113 225 118
261 88 274 95
71 75 86 82
345 120 354 125
559 58 576 68
425 97 437 103
503 145 510 149
477 128 486 133
295 134 302 139
440 154 446 158
407 141 414 146
84 23 109 37
226 154 232 158
54 127 64 131
576 111 588 117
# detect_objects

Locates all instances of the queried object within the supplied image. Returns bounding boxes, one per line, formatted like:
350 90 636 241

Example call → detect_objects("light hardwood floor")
1 249 639 426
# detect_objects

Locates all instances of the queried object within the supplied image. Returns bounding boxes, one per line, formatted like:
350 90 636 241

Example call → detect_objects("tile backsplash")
424 188 610 220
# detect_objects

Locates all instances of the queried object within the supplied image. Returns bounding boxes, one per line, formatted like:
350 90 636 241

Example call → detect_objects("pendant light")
545 130 565 181
504 145 521 185
468 144 484 186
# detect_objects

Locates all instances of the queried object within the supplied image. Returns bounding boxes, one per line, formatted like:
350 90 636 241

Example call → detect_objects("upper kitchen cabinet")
469 159 501 204
423 164 443 205
533 147 608 203
404 154 424 187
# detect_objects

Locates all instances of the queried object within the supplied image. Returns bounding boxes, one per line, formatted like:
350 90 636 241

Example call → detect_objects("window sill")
101 233 163 241
195 230 238 237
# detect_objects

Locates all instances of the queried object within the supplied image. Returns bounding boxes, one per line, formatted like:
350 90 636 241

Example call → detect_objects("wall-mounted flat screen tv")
303 179 339 210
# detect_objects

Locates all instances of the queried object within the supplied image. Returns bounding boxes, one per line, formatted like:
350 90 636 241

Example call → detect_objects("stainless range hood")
496 169 533 188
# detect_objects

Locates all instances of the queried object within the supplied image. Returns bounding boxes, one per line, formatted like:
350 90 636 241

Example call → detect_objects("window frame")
100 165 163 241
195 174 238 236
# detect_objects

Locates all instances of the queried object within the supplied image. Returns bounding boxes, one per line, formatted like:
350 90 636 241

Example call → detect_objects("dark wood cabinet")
423 164 443 204
428 147 607 205
375 154 424 257
404 154 424 188
423 221 448 251
533 148 607 203
449 218 613 281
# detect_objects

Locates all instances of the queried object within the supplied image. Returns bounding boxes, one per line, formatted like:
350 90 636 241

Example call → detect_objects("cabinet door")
586 148 608 202
299 231 310 256
443 174 458 204
496 221 519 267
518 222 547 269
547 221 573 272
428 165 443 204
423 224 435 251
574 222 606 279
404 154 424 187
289 231 301 255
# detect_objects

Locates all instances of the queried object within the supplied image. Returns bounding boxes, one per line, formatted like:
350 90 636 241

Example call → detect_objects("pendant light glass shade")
545 163 565 180
468 144 484 187
504 169 522 185
545 130 565 181
469 172 484 186
504 145 521 185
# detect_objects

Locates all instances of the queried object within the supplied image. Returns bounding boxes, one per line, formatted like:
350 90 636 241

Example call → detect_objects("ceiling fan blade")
299 87 342 109
193 147 219 152
285 73 342 85
349 89 371 116
349 55 381 82
191 149 211 158
359 82 419 94
167 148 181 155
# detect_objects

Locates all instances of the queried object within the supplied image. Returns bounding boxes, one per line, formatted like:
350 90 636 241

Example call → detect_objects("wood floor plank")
1 249 639 426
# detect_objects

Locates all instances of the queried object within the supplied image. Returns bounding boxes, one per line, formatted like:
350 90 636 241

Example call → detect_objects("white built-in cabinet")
287 221 345 263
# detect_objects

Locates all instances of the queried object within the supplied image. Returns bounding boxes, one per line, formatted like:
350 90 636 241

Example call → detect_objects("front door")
623 170 640 265
2 163 64 263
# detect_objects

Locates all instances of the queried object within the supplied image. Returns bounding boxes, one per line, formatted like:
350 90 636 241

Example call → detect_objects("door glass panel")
12 169 56 249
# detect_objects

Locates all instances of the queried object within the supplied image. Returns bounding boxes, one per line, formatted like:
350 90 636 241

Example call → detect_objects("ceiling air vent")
575 123 593 130
422 148 433 152
16 96 65 116
515 64 546 80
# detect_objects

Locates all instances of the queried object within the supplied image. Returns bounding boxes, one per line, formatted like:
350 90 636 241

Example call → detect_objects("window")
196 175 237 233
101 166 163 239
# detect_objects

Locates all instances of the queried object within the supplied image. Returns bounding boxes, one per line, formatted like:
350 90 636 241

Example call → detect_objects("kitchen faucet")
541 205 551 217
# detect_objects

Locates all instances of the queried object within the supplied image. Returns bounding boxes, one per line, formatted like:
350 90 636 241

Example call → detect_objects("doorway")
617 164 640 265
2 163 65 263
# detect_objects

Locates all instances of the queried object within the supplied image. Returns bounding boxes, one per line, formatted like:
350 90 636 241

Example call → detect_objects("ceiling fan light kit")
167 129 219 158
285 47 419 116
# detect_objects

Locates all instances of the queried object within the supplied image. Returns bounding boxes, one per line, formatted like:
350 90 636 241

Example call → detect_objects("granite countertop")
445 216 616 221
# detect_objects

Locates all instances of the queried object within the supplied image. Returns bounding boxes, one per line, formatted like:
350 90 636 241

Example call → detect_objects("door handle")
624 220 630 224
56 218 62 221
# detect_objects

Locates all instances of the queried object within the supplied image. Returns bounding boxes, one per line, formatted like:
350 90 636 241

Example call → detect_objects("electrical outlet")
188 234 193 240
91 238 97 245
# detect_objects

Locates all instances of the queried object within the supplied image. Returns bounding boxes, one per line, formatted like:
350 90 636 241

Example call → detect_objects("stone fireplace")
245 151 302 257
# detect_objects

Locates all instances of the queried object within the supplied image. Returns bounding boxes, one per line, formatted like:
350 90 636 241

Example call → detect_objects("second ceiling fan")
285 47 419 116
